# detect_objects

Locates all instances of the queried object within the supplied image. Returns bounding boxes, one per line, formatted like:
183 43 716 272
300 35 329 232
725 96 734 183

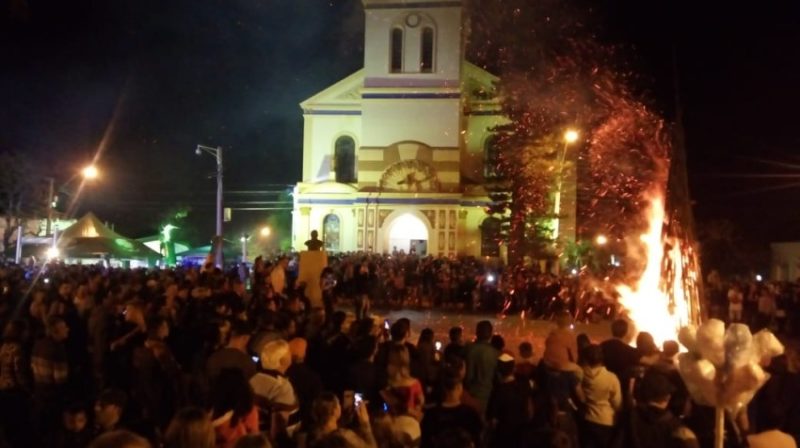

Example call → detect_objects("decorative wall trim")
362 92 461 99
304 110 362 115
297 198 493 206
467 110 503 116
364 77 460 88
364 1 462 10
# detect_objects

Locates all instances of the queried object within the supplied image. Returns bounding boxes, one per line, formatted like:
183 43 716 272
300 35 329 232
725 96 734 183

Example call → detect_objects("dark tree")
466 0 671 267
0 150 44 255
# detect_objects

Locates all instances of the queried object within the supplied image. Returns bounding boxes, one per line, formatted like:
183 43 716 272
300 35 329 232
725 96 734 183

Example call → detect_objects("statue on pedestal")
304 229 324 251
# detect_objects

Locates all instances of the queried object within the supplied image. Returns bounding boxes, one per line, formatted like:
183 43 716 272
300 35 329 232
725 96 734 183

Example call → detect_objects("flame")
615 192 698 348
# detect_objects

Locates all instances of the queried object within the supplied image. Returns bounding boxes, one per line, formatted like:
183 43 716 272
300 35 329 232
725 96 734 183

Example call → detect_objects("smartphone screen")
354 393 364 407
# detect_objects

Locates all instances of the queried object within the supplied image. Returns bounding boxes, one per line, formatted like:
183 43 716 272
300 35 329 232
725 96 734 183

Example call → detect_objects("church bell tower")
359 0 465 190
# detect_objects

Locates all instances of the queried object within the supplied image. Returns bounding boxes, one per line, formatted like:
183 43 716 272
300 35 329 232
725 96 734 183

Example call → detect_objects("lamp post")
553 129 579 241
46 164 99 236
195 145 224 268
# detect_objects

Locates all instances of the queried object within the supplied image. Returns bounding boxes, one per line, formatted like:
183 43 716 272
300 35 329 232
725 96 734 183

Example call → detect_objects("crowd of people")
705 271 800 338
0 253 797 448
302 251 616 323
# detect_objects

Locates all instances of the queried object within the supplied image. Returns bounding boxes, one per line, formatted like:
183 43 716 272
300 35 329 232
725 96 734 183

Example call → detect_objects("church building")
291 0 577 257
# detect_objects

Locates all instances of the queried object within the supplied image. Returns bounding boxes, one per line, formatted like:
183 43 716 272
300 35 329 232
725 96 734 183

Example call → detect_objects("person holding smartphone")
303 392 376 448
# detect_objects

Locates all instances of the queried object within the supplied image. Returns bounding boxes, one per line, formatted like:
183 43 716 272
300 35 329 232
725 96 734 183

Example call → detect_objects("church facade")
291 0 576 257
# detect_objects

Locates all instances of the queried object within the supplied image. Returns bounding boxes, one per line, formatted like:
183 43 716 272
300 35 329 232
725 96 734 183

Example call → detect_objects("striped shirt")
31 337 68 386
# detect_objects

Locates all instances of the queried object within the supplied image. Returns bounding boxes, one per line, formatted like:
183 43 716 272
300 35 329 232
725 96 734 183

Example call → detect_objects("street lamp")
82 164 99 180
564 129 579 144
195 145 224 268
595 234 608 246
553 128 580 241
45 247 60 260
260 226 271 238
46 164 100 236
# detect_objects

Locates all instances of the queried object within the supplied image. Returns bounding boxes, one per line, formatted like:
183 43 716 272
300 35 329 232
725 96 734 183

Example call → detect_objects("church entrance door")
387 213 428 256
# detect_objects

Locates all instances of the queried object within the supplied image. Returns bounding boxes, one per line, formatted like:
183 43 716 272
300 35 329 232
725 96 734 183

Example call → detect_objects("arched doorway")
322 214 340 252
387 213 428 255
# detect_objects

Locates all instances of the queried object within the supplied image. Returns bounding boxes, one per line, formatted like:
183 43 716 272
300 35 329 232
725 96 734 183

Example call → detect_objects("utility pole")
14 225 23 263
196 145 224 268
46 177 54 236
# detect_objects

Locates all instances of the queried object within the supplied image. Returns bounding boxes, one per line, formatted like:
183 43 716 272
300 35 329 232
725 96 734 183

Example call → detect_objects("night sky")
1 0 799 248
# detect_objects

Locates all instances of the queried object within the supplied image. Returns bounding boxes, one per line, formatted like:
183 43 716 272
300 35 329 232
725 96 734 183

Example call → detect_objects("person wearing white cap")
487 353 532 448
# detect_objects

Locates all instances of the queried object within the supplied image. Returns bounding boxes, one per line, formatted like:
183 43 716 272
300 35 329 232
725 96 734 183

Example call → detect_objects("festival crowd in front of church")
0 248 798 448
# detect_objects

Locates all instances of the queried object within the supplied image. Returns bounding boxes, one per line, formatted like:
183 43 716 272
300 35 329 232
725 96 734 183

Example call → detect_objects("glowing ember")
615 191 700 347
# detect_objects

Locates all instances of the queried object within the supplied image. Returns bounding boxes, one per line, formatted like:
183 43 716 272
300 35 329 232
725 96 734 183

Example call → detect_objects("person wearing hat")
487 353 533 448
612 371 699 448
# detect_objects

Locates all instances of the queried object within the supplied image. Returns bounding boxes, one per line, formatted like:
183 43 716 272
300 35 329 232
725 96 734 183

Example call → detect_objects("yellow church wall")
303 114 362 183
457 206 488 257
361 98 461 148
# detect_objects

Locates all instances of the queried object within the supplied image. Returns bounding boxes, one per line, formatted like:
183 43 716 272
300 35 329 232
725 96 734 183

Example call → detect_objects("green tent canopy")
58 212 161 261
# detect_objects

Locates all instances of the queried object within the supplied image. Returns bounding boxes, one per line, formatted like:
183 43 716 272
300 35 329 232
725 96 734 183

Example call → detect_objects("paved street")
376 308 612 361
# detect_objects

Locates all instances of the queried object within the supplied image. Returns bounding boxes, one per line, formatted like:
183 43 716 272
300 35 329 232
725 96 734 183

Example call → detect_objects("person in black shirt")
601 319 656 403
286 337 323 426
347 335 382 414
487 353 533 448
443 326 466 362
421 374 483 448
612 371 699 448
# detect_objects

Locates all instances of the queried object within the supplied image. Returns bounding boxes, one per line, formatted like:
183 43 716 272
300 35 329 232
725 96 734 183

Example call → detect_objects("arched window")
420 27 434 73
481 217 501 257
334 136 356 183
323 214 340 252
484 135 501 179
390 28 403 73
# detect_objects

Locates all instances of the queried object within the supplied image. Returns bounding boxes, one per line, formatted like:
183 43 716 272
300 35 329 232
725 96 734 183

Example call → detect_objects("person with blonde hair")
383 344 424 420
306 392 376 448
250 339 298 440
164 407 216 448
250 339 297 407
